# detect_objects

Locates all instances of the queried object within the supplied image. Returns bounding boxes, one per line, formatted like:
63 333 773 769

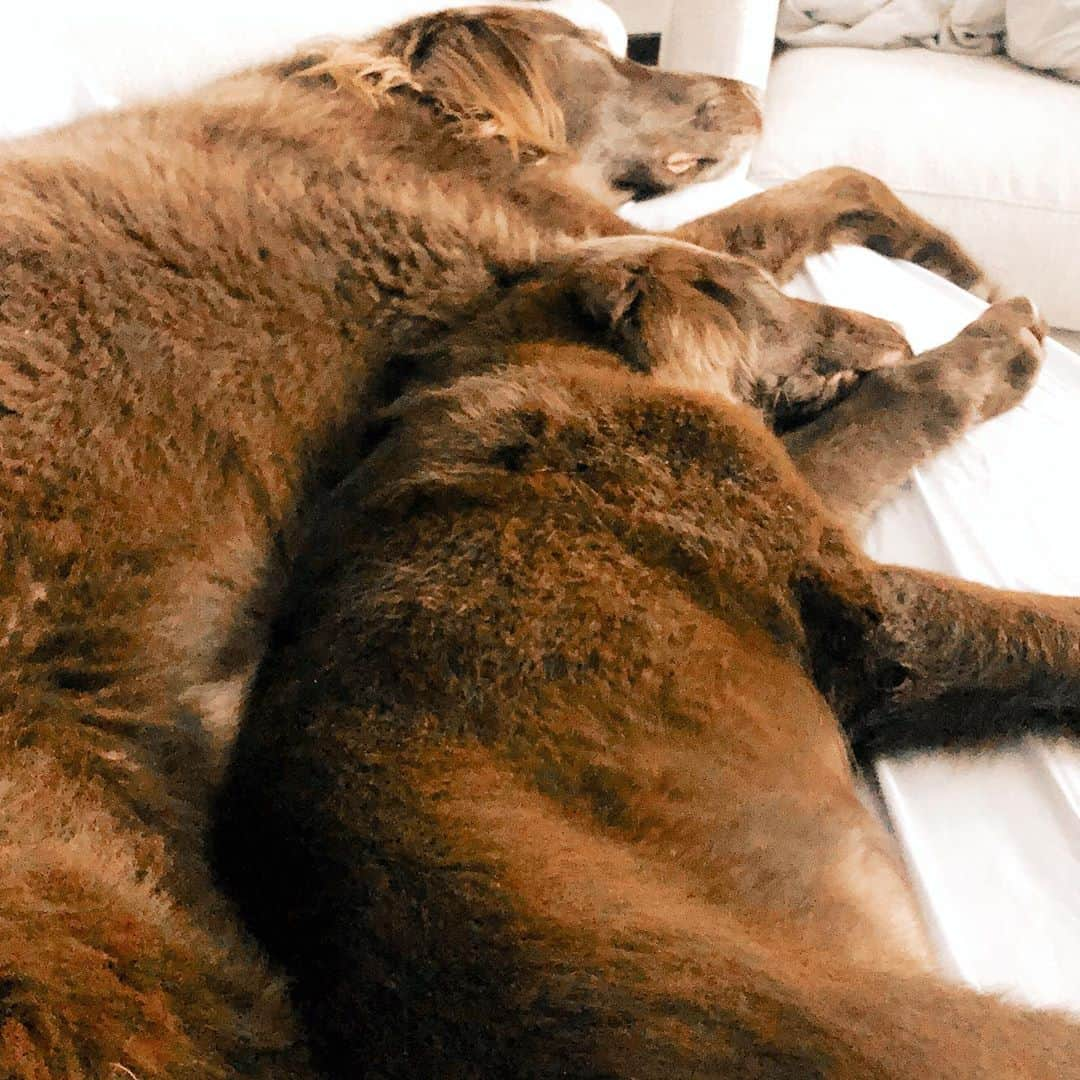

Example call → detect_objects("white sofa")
659 0 1080 341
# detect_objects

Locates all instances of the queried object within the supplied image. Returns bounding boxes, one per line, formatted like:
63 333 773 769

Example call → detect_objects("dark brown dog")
0 5 1063 1076
216 286 1076 1079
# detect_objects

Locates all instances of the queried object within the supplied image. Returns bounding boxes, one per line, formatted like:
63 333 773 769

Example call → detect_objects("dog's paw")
960 296 1046 418
897 297 1045 424
966 275 1002 304
762 304 913 431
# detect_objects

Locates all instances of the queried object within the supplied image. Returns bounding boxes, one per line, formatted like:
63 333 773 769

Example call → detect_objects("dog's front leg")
836 566 1080 759
671 166 994 294
784 297 1045 534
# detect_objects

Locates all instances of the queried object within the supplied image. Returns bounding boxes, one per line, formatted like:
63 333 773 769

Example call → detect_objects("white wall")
604 0 674 35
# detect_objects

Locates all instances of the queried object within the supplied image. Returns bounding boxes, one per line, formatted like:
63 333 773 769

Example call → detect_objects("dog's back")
215 349 1080 1077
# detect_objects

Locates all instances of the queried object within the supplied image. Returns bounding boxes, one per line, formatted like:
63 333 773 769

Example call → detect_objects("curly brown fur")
0 3 1052 1074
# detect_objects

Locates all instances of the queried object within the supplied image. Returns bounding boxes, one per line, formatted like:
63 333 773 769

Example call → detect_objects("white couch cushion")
749 46 1080 330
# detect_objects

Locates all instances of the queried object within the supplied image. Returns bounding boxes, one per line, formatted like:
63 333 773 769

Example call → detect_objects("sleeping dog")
0 5 1072 1076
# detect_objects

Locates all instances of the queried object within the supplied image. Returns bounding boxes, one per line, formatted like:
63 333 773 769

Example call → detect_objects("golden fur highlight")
296 9 568 158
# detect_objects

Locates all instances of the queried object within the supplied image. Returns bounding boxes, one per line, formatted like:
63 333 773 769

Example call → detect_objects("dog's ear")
387 10 567 157
288 11 567 159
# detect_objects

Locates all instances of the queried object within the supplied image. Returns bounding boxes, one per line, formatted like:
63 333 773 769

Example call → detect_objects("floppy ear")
289 11 567 158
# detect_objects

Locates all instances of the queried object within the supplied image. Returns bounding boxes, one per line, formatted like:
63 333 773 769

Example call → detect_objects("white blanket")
623 175 1080 1013
777 0 1007 54
778 0 1080 80
1009 0 1080 81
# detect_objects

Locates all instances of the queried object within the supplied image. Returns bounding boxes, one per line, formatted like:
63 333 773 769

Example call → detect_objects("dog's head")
290 5 762 205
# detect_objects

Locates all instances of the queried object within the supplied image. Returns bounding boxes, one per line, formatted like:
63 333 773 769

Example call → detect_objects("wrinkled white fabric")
775 0 1080 79
624 175 1080 1013
1008 0 1080 81
777 0 1005 53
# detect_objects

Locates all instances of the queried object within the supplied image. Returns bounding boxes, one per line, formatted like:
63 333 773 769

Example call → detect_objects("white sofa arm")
659 0 779 88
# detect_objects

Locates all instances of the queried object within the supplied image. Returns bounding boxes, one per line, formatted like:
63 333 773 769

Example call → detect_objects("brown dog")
0 5 1068 1077
216 284 1075 1078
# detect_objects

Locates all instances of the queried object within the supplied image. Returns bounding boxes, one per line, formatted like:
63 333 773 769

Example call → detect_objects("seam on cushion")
750 174 1080 218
